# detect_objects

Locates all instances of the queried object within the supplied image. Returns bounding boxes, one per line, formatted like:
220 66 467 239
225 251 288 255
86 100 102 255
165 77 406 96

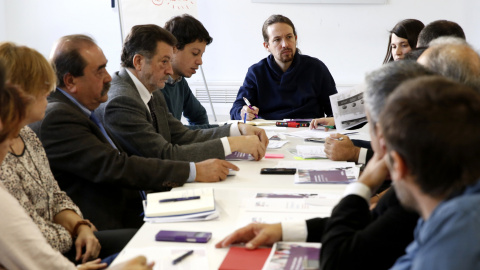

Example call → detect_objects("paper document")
263 242 321 270
330 85 368 130
268 141 289 149
295 145 326 158
112 246 208 270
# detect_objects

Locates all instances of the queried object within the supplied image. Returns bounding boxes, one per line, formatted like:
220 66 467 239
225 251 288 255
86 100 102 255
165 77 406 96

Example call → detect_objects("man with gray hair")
216 61 433 270
417 37 480 91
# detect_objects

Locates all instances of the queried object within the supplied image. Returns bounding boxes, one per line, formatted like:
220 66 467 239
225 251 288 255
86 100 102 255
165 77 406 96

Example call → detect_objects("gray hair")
420 40 480 92
364 60 434 123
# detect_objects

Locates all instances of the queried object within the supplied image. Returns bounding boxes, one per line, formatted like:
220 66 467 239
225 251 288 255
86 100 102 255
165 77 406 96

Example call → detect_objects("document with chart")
329 85 367 130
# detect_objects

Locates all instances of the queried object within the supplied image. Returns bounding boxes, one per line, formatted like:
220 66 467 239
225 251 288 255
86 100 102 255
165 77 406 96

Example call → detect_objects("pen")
243 97 258 118
244 112 247 124
172 250 194 265
159 196 200 203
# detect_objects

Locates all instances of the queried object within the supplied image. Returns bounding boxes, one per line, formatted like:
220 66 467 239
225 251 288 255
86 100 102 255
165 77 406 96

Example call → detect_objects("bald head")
50 35 97 87
418 39 480 92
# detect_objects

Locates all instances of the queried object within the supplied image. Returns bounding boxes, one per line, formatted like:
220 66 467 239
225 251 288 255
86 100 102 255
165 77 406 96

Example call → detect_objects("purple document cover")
285 246 320 270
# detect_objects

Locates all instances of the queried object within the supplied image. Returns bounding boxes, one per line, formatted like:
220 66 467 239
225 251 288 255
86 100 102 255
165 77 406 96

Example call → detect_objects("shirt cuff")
281 220 308 242
230 122 241 136
187 162 196 182
343 182 372 202
220 137 232 156
357 147 368 164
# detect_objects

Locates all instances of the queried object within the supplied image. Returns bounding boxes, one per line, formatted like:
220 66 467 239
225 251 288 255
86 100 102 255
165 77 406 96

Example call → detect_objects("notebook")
145 188 215 218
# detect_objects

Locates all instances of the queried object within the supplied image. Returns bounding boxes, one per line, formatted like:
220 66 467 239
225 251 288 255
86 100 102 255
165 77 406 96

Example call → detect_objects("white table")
112 126 370 269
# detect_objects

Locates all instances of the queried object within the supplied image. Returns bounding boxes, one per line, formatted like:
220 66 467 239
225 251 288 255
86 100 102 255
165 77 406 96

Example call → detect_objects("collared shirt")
391 180 480 270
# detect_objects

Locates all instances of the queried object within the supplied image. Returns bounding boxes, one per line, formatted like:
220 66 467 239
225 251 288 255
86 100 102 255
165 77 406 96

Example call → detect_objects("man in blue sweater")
230 14 337 121
162 14 218 130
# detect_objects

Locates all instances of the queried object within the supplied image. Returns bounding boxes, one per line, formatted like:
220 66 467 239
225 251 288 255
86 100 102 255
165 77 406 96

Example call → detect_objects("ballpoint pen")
172 250 194 265
243 97 258 118
159 196 200 203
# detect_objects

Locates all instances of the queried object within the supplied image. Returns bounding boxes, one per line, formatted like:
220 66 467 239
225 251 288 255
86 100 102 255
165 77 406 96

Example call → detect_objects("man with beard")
230 14 337 121
30 34 239 231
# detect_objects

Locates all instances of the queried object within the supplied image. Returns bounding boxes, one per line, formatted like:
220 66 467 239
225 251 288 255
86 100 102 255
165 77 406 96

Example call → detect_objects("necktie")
90 112 117 149
147 98 159 133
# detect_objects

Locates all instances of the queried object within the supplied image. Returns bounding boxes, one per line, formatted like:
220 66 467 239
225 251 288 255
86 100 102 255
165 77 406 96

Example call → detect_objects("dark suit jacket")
97 68 231 162
29 90 190 230
305 188 419 270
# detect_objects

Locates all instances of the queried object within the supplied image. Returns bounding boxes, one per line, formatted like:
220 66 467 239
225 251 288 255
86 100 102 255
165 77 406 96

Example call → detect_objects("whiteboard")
252 0 385 3
118 0 198 41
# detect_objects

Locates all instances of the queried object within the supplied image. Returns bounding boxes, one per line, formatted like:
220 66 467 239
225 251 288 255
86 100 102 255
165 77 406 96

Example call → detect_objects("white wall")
1 0 479 118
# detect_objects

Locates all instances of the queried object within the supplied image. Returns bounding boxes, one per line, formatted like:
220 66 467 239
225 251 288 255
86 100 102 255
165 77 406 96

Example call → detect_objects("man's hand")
310 117 335 130
195 159 239 182
215 223 282 250
358 153 390 194
228 136 266 161
108 256 155 270
324 134 360 162
241 105 259 121
75 226 101 263
237 124 269 147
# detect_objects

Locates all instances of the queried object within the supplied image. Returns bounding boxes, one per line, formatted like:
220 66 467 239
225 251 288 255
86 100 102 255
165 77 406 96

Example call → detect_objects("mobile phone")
155 230 212 243
305 138 325 143
260 168 297 175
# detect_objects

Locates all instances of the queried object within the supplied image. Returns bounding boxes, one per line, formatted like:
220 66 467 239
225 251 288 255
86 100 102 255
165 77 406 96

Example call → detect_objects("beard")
279 49 294 63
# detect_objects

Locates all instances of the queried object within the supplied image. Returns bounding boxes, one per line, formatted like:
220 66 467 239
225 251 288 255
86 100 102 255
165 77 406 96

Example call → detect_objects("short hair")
420 38 480 92
364 60 434 123
0 60 32 142
164 14 213 50
403 47 428 61
0 42 56 96
417 20 466 47
383 19 425 64
50 34 96 87
380 76 480 198
121 24 177 68
262 14 297 43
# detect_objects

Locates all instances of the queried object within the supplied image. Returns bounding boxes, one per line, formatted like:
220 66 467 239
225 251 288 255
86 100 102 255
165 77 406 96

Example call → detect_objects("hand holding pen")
242 97 259 121
310 117 335 130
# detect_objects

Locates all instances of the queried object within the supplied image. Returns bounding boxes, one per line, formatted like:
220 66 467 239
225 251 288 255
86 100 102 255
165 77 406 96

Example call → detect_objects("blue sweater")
161 78 218 130
230 52 337 120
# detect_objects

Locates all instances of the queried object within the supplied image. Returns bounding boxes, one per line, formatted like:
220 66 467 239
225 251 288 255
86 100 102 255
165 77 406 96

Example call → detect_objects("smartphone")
305 138 325 143
260 168 297 175
155 230 212 243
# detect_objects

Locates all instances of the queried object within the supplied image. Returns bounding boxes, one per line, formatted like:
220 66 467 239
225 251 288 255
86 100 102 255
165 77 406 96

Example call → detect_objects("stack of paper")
144 188 218 223
295 145 327 158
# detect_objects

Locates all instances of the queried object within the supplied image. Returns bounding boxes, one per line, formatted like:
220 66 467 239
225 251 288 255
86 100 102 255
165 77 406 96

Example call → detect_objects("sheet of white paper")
267 141 289 149
330 85 368 131
112 246 208 270
295 145 326 158
284 129 337 139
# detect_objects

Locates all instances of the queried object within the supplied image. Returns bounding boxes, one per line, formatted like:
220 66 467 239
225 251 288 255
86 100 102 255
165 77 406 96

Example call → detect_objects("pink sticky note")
265 153 284 158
